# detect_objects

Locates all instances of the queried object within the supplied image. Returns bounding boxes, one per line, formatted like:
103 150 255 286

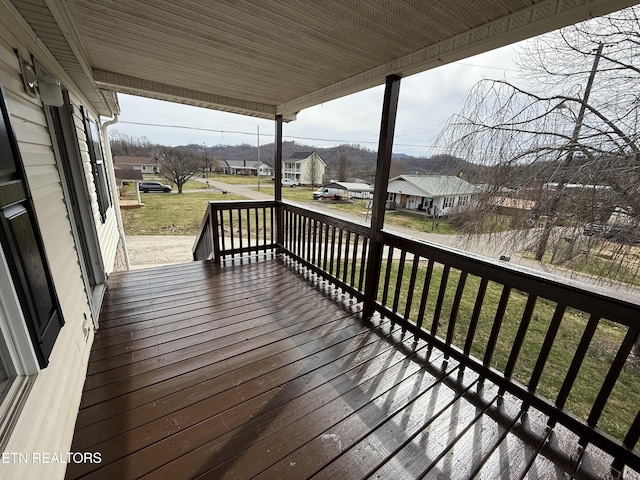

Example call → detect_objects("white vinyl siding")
70 94 119 273
0 31 95 480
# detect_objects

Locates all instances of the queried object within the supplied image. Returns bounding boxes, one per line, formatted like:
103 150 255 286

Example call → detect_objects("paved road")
125 178 640 303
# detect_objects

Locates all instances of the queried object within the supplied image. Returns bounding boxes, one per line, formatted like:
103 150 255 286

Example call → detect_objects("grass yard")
206 173 266 185
120 178 208 195
121 191 247 235
249 186 318 202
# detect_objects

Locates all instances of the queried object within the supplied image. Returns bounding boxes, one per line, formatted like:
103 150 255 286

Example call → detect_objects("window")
458 196 469 206
443 196 455 208
82 107 111 222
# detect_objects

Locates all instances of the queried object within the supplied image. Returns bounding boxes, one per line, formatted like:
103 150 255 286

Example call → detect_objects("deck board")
66 259 601 479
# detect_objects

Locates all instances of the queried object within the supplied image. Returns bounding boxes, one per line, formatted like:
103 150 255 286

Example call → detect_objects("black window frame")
81 107 111 222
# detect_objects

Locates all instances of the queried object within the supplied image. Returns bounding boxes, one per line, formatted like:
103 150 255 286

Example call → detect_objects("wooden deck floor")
66 258 613 479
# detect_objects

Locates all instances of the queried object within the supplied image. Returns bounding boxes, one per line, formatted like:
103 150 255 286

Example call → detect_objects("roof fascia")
93 70 278 120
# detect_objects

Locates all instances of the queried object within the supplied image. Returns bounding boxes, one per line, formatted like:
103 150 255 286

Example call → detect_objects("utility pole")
534 43 603 261
257 126 260 191
202 142 207 177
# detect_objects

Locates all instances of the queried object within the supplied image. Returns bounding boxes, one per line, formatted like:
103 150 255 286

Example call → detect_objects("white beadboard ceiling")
10 0 640 119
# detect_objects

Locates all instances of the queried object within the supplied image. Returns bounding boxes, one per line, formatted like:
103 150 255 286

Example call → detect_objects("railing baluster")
553 314 601 421
262 207 267 253
430 265 450 338
272 205 276 248
501 294 537 394
335 228 343 279
304 215 309 261
329 226 336 276
392 250 407 314
312 219 317 265
444 271 468 358
350 234 359 288
237 208 244 255
316 221 323 269
343 231 351 284
416 259 434 334
216 207 225 257
614 410 640 471
358 236 367 292
527 304 566 400
380 246 394 308
586 327 639 430
402 254 420 331
483 285 511 368
323 223 329 273
228 209 234 259
463 277 488 358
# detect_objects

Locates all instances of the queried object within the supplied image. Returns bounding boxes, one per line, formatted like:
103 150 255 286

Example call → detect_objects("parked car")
139 181 172 193
312 187 344 200
281 178 299 187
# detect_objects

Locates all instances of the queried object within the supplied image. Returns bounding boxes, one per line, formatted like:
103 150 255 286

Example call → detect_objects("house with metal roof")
388 175 479 216
222 159 272 177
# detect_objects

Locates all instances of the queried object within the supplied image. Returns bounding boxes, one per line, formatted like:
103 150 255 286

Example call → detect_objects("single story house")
113 168 143 188
283 151 326 185
113 155 156 174
323 181 374 199
222 159 272 176
387 175 479 216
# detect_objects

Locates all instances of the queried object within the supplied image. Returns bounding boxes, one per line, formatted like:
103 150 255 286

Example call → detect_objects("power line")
116 120 448 150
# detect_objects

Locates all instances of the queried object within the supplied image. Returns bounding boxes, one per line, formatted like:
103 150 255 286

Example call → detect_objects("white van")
312 187 345 200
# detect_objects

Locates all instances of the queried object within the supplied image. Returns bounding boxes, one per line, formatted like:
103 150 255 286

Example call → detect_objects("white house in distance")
221 159 272 176
113 155 156 174
283 151 326 185
387 175 479 216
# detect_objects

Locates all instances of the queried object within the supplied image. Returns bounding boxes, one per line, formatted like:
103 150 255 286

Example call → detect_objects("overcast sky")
109 42 521 157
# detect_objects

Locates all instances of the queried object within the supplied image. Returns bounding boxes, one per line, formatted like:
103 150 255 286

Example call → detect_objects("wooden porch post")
363 74 401 319
274 114 284 252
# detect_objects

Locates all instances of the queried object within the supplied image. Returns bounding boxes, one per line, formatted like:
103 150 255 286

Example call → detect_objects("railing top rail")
381 229 640 326
281 201 371 237
206 199 277 209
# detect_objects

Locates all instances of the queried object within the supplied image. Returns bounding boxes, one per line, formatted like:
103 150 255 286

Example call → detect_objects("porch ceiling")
10 0 640 119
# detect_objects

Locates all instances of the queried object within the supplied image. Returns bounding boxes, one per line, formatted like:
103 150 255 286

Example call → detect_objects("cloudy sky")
110 42 522 157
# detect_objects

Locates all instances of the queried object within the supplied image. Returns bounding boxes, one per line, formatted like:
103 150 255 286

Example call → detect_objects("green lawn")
121 178 208 194
206 173 266 185
249 186 318 202
121 191 247 235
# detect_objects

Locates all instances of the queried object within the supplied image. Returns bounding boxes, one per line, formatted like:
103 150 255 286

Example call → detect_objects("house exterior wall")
69 97 119 273
388 180 474 216
284 153 325 185
0 22 118 480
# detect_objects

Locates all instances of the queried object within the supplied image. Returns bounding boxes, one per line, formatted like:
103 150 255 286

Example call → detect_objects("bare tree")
438 7 639 283
307 154 323 186
158 149 203 194
109 130 155 157
338 154 350 181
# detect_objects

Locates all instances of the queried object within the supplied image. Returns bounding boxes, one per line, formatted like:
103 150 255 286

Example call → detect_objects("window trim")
82 107 112 222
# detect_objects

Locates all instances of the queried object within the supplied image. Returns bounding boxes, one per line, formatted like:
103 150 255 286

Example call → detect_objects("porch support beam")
363 74 401 319
275 115 284 252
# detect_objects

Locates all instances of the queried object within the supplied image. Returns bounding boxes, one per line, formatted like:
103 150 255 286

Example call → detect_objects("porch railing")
193 200 277 262
194 199 640 474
